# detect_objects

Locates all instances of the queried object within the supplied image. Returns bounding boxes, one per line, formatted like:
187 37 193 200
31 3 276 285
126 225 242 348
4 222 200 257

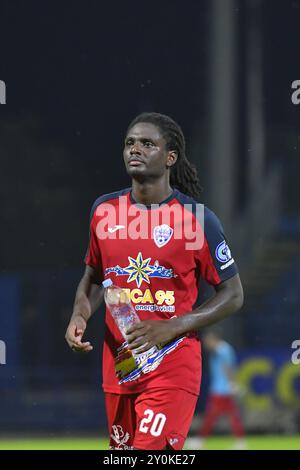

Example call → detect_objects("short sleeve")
84 207 103 280
197 207 238 286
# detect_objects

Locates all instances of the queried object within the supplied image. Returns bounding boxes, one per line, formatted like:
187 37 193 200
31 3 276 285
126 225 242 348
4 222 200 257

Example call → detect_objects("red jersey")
85 188 238 396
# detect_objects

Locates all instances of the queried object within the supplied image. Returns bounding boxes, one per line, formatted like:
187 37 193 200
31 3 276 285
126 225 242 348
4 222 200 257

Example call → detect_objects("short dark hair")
127 112 202 200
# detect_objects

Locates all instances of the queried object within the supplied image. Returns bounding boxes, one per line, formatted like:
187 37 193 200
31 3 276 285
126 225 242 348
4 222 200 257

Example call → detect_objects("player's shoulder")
89 188 131 220
174 189 202 208
174 189 203 220
203 206 223 232
174 190 222 229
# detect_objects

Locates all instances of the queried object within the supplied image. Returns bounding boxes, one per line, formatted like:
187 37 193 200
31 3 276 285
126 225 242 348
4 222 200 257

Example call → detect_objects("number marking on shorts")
139 409 167 436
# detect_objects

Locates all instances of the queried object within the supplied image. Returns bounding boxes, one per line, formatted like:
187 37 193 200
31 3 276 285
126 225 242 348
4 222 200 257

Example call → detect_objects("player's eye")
143 141 154 147
125 139 134 146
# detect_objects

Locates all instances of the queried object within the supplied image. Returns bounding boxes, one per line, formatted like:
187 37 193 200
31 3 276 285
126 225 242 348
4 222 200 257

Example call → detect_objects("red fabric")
106 388 198 450
85 190 236 395
199 394 244 437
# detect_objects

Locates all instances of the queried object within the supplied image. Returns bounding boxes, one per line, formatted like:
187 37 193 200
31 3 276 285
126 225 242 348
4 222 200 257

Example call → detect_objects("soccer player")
65 112 244 450
187 329 246 450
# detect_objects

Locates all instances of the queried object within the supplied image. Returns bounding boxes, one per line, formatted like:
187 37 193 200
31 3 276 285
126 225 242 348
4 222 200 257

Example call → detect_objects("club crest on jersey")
153 224 173 248
216 240 232 263
110 425 130 449
104 251 175 287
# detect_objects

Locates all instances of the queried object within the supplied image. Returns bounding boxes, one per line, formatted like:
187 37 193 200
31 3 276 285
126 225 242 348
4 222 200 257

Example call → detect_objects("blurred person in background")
187 329 246 450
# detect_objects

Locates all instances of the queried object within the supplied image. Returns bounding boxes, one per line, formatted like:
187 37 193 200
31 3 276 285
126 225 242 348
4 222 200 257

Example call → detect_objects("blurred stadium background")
0 0 300 450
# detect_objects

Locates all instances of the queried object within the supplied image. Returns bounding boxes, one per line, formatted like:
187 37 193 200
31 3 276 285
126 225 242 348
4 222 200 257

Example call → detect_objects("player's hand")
126 319 180 354
65 315 93 353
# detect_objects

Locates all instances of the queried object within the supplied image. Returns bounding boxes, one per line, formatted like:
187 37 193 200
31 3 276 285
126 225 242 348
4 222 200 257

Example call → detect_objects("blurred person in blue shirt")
187 329 246 450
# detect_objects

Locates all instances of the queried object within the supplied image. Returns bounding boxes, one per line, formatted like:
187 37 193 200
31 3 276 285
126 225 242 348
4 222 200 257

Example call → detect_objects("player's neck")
131 179 173 206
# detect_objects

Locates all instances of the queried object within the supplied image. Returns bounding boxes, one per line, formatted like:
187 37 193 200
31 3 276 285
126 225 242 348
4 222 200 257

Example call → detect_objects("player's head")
203 328 223 351
124 112 202 199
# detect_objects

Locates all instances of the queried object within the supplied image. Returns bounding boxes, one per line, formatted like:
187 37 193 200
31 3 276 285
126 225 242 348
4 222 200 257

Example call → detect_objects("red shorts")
105 388 198 450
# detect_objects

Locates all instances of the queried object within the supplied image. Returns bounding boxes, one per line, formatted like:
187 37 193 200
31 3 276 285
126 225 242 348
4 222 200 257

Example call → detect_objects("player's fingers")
71 344 93 353
70 339 88 349
79 342 92 349
125 334 136 344
125 323 145 335
67 335 80 345
74 339 90 347
126 333 142 345
132 342 154 354
126 329 147 343
66 336 78 348
127 336 147 350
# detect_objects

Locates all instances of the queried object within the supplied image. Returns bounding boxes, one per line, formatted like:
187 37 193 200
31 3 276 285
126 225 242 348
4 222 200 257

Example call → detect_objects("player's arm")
126 274 243 352
65 265 103 353
174 273 243 333
224 363 235 383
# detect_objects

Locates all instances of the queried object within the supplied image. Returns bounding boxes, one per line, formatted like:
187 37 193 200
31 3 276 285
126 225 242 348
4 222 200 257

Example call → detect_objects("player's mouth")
128 157 145 166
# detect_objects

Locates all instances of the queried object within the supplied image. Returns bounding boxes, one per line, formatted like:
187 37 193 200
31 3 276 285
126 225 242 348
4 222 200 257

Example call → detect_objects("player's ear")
166 150 178 168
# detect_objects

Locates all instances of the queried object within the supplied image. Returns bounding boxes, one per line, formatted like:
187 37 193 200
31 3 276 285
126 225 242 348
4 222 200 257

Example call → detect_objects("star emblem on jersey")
153 224 173 248
123 252 153 287
104 252 175 287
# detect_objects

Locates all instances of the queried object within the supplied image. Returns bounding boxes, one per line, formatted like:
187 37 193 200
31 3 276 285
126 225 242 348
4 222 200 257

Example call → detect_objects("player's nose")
130 143 141 155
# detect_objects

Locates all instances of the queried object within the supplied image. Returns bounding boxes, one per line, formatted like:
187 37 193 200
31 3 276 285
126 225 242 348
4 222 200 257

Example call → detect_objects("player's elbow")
218 275 244 314
230 283 244 313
